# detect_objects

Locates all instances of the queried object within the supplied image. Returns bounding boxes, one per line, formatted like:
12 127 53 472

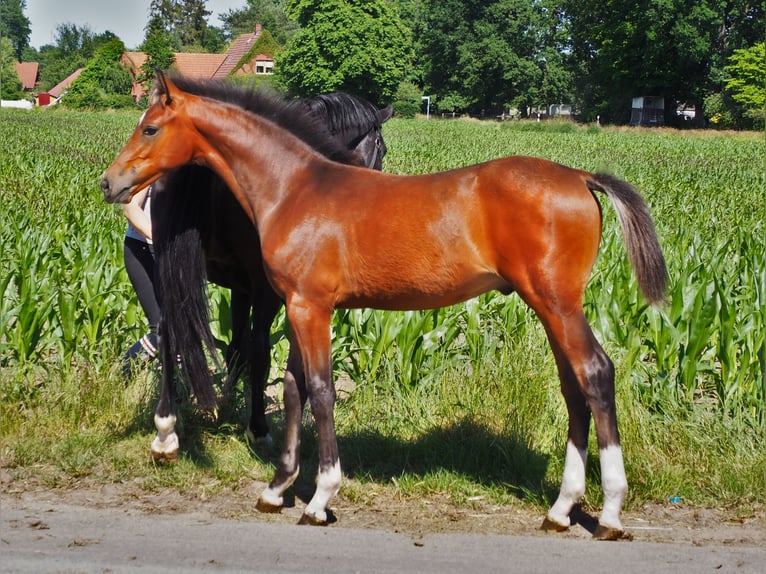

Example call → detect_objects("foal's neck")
189 98 324 225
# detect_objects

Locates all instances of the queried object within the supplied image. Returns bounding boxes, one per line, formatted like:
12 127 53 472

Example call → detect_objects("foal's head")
101 72 199 204
101 71 370 204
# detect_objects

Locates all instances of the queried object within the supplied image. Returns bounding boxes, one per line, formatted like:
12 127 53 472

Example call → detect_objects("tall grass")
1 109 763 515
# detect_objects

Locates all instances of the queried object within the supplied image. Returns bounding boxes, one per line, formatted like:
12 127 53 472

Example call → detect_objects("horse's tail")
586 173 668 305
153 167 221 410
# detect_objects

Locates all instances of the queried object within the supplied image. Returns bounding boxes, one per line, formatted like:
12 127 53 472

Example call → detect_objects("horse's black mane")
300 93 384 141
152 74 389 413
159 74 362 165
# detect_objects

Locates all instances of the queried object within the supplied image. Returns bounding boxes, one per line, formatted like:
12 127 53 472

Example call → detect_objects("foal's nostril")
100 178 111 196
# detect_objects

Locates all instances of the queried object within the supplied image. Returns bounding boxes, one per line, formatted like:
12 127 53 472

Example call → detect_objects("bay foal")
102 72 667 540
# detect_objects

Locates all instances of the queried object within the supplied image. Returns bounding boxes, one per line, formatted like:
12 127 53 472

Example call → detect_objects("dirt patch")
2 469 762 548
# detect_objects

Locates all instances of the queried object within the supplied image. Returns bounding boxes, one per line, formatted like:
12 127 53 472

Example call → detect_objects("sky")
26 0 247 50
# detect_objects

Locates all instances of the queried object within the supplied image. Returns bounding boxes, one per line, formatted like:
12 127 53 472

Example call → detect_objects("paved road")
2 499 762 573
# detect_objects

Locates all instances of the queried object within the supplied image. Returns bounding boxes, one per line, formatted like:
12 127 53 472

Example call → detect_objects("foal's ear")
154 69 178 107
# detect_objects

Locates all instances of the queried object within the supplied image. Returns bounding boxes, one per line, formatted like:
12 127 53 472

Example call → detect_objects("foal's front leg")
298 322 340 525
256 337 306 512
258 300 340 525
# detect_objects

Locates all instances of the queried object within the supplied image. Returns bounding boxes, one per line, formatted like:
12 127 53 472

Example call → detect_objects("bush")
65 38 135 110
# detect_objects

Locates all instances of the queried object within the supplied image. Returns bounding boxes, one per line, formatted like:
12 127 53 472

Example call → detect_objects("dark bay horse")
102 72 668 540
148 77 391 457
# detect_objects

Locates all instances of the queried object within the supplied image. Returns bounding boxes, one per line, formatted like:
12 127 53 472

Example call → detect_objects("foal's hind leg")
535 309 628 540
540 349 590 533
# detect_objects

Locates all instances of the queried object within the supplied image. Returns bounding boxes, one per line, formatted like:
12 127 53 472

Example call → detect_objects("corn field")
1 109 763 430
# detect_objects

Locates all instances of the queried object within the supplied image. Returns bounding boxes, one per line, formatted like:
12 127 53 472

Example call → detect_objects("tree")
145 0 212 51
139 29 176 90
724 42 765 127
563 0 765 125
201 25 226 53
564 0 723 123
1 36 24 98
34 24 117 91
218 0 298 45
64 38 134 109
414 0 571 116
276 0 412 103
0 0 31 60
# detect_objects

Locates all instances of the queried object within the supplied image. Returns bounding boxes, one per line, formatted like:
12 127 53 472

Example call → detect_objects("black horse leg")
152 320 180 462
226 289 251 382
246 286 283 444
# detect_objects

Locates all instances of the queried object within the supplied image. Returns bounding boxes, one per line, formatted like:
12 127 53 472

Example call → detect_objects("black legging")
122 236 160 372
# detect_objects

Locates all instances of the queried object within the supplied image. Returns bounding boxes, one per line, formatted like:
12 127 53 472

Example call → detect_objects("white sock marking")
598 444 627 530
151 414 178 456
547 440 587 527
303 460 342 523
260 463 300 509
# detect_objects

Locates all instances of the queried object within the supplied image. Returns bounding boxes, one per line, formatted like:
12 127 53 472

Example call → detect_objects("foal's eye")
142 126 159 136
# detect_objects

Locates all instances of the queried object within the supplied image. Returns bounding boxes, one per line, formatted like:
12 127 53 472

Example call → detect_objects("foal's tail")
586 173 668 304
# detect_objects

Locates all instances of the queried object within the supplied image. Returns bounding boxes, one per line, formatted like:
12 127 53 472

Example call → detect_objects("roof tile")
15 62 39 90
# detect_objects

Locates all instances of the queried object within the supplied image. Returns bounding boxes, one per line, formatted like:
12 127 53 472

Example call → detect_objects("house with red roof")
15 62 40 91
122 24 278 101
35 67 85 106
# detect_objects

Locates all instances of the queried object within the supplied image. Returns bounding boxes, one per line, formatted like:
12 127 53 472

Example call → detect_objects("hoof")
593 524 633 541
297 512 329 526
151 423 179 464
151 449 179 463
256 497 283 514
540 516 569 533
245 429 274 448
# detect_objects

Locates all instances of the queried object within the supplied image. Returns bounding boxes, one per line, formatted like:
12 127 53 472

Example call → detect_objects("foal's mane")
154 74 361 165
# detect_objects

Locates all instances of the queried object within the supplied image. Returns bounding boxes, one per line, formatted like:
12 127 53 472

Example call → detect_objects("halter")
352 127 384 169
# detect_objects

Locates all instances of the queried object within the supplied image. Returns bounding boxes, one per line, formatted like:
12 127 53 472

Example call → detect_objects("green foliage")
34 24 117 92
65 38 134 110
416 0 569 115
0 36 24 99
0 0 31 60
564 0 718 123
231 28 280 74
1 111 763 513
218 0 299 46
139 30 176 86
725 42 766 127
145 0 212 50
276 0 412 102
393 80 421 118
563 0 764 125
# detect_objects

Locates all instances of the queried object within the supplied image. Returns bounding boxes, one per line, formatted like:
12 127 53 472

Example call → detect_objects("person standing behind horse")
121 185 160 380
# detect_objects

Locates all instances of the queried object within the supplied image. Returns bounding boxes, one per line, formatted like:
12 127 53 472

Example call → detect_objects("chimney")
255 23 262 37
